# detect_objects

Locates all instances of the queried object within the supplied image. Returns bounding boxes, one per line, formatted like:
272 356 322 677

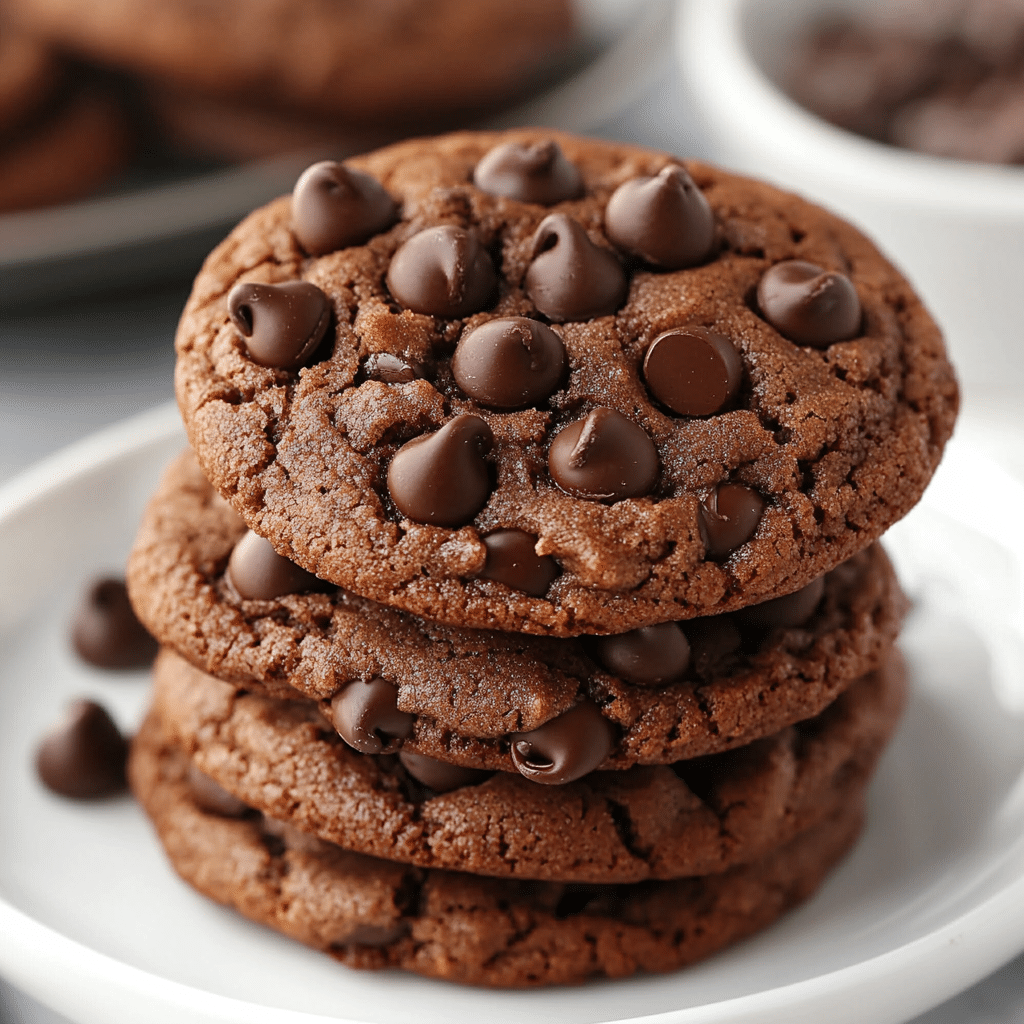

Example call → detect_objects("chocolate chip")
227 530 330 600
386 225 497 318
605 165 715 269
699 483 764 557
187 762 249 818
738 576 825 628
472 139 584 205
594 622 690 686
387 414 494 526
71 577 157 670
398 751 490 793
525 214 627 322
643 326 743 417
479 529 559 596
329 678 413 755
36 699 127 799
291 160 397 255
756 260 862 347
452 317 566 409
510 700 616 785
361 352 425 384
548 408 658 501
227 281 331 370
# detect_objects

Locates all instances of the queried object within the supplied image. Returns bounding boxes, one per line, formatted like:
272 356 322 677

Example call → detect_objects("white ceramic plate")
1 404 1023 1024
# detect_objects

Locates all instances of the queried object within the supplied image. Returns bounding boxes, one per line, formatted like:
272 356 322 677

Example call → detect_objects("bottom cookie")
130 710 866 988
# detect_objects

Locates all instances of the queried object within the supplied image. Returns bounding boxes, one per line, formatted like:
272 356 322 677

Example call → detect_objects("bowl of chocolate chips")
677 0 1024 392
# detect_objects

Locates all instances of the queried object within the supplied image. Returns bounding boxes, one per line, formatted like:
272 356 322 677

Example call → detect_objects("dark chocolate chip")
699 483 765 557
738 576 826 628
687 617 743 679
479 529 559 596
398 751 490 793
291 160 397 255
387 414 494 526
643 326 743 417
227 530 330 600
36 699 127 799
386 225 497 318
227 280 331 370
510 700 616 785
452 317 566 409
329 678 413 755
361 352 425 384
756 260 862 347
594 622 691 686
525 214 627 322
472 139 584 205
71 577 156 670
605 165 715 269
186 762 249 818
548 408 658 501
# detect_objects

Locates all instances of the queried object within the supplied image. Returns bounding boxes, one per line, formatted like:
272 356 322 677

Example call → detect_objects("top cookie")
175 129 957 637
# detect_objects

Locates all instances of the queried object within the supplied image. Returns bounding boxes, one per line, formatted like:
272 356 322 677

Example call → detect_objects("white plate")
1 404 1023 1024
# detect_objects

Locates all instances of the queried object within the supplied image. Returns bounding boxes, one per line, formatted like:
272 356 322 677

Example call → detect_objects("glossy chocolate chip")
71 577 157 669
330 678 413 755
398 751 490 793
452 317 566 409
227 530 330 600
525 214 627 322
479 529 559 596
594 622 691 686
643 326 743 417
36 699 127 799
605 165 715 269
187 763 249 818
361 352 425 384
510 700 616 785
386 225 497 318
699 483 765 557
756 260 862 348
228 280 331 370
738 576 826 629
387 415 494 526
472 139 583 205
548 408 658 501
291 160 397 255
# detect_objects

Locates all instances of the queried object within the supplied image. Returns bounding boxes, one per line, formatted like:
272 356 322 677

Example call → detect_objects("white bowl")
676 0 1024 388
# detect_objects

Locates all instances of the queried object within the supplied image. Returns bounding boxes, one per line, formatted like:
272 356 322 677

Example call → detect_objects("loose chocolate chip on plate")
510 700 616 785
36 699 128 799
291 160 397 255
452 317 566 409
594 622 691 686
472 139 583 205
738 575 826 628
187 762 249 818
387 414 494 527
548 407 658 501
330 678 413 755
227 530 330 600
643 326 743 417
605 165 715 269
228 280 331 370
699 483 765 557
386 225 497 318
72 577 157 669
479 529 559 596
525 214 627 322
361 352 425 384
756 260 862 347
398 751 490 793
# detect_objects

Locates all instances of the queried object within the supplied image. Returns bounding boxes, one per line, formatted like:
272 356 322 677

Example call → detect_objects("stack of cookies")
126 130 958 987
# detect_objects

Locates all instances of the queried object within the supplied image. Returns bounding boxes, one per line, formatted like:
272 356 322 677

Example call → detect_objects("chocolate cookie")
129 708 866 987
172 130 957 636
126 449 907 773
0 28 60 135
152 645 905 883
